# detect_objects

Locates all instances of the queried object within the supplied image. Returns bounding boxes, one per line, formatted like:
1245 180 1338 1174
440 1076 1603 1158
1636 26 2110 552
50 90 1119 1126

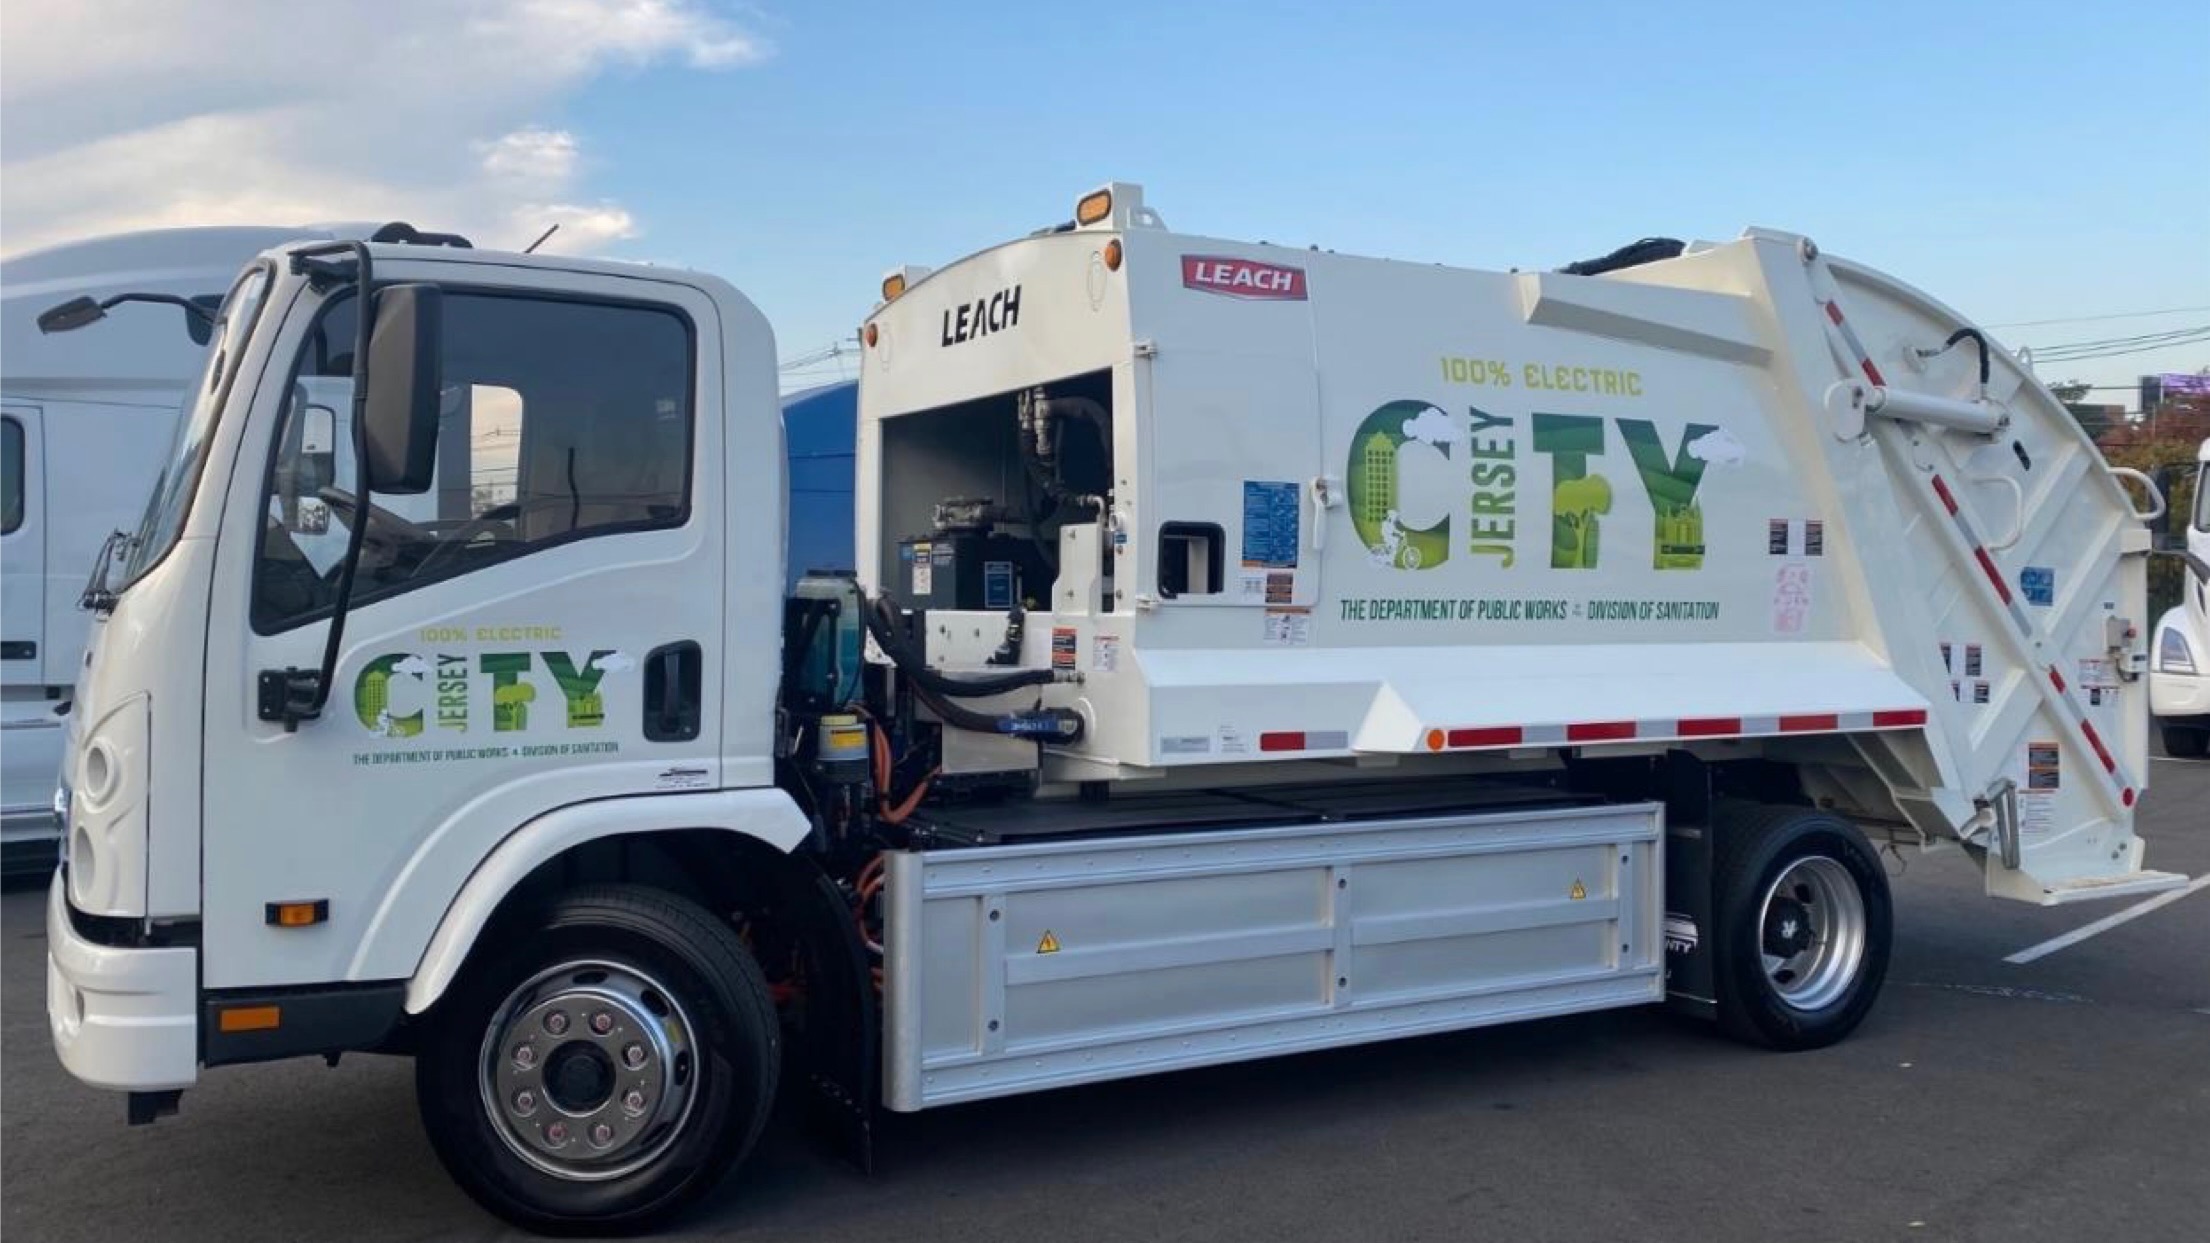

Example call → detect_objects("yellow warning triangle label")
1037 930 1061 954
1569 879 1587 900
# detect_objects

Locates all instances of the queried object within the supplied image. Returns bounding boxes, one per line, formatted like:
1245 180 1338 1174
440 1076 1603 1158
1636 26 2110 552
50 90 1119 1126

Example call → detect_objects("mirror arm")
266 241 376 730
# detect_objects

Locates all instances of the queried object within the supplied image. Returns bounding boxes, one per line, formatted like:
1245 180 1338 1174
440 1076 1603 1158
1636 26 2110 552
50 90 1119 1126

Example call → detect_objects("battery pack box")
896 533 1049 612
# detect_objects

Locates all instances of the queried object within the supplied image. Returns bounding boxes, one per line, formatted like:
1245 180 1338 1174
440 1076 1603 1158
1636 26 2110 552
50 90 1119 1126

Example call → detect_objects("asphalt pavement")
4 755 2206 1242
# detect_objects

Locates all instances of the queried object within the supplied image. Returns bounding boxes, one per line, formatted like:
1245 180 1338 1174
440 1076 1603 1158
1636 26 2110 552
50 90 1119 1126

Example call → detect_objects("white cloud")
1401 405 1460 447
1685 427 1747 466
0 1 768 257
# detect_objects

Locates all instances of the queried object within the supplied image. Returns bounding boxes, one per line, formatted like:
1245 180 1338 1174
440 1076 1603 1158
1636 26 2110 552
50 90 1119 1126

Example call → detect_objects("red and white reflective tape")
1420 708 1927 753
1257 729 1351 754
1929 474 2035 640
2045 667 2140 809
1823 300 1887 386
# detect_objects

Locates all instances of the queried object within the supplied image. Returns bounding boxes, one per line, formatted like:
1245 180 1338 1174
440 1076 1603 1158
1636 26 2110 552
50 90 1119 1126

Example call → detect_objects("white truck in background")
45 183 2181 1234
2148 439 2210 755
1 226 348 871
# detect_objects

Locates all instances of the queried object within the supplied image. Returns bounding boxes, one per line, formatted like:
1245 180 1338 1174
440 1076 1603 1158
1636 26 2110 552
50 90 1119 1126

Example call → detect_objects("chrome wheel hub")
1757 856 1868 1013
479 960 698 1181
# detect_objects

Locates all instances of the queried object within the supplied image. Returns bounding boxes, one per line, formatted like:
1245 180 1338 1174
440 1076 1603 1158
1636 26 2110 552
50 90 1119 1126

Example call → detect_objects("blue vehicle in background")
780 380 856 588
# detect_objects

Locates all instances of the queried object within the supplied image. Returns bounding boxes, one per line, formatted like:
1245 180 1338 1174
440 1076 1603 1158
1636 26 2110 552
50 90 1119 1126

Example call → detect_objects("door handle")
643 641 701 742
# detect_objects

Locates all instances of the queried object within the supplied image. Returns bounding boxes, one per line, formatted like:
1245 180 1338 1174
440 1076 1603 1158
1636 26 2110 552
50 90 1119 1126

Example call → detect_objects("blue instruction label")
984 561 1015 609
1241 480 1300 568
2020 566 2054 607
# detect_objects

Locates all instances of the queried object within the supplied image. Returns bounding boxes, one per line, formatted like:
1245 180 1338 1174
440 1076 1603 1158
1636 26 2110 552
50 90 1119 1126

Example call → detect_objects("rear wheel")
1711 804 1892 1050
416 885 779 1235
2161 723 2209 759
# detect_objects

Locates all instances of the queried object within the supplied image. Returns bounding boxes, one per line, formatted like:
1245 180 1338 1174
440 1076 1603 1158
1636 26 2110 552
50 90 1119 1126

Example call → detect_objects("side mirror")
363 283 443 494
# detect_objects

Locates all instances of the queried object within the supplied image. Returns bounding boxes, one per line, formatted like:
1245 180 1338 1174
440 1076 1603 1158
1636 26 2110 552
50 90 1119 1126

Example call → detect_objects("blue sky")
579 0 2210 401
5 0 2203 403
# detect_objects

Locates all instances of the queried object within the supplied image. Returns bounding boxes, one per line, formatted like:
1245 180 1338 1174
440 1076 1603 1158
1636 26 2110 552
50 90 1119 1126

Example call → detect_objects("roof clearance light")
1104 239 1123 271
881 273 907 302
1076 189 1114 227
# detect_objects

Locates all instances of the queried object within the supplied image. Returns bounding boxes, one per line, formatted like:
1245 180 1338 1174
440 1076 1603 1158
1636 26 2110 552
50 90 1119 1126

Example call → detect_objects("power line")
1983 304 2210 330
2028 328 2210 362
2028 324 2210 355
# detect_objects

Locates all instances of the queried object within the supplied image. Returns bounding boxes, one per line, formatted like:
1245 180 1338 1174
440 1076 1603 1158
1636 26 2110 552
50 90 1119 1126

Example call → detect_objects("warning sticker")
2027 741 2060 791
1263 606 1311 647
2078 658 2119 690
1772 563 1814 634
1036 930 1061 955
1940 641 1954 673
1964 644 1984 678
1217 724 1251 756
2020 566 2054 607
1769 519 1790 556
2021 790 2056 837
1051 627 1078 670
1804 520 1824 557
1159 735 1212 756
1092 634 1119 673
1972 680 1990 705
1241 480 1301 569
1569 879 1588 901
911 542 934 596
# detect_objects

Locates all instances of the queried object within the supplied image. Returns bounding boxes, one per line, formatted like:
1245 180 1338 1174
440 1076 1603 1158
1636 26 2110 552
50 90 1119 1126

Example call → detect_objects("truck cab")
2148 439 2210 755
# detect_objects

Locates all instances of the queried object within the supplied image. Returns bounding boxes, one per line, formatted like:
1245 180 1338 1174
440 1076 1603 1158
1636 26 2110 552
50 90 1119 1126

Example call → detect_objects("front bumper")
2150 667 2210 719
47 872 198 1091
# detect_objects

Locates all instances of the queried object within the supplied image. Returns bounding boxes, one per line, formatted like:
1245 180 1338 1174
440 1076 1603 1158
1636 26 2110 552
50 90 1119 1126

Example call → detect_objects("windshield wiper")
79 529 134 613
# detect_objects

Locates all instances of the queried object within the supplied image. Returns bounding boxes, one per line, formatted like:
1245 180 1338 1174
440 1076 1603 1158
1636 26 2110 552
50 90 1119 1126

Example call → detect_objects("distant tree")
2048 379 2092 404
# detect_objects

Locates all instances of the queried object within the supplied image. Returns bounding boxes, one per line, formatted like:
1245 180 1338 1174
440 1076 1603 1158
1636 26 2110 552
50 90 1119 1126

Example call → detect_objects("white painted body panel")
858 192 2162 901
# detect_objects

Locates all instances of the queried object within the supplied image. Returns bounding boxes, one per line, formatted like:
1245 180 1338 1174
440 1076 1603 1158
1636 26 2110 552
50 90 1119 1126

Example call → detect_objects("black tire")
1710 803 1892 1051
2161 723 2209 759
416 884 779 1235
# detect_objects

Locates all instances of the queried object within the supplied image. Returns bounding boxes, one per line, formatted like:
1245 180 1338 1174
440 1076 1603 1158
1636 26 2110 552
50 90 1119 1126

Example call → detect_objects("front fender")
385 788 808 1015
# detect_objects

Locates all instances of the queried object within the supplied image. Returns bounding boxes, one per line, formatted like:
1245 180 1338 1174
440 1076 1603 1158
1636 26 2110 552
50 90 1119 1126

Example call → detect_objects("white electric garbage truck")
46 183 2180 1233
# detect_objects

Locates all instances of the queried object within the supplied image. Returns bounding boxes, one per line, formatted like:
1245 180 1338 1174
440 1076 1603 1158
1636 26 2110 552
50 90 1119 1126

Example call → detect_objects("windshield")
118 263 274 586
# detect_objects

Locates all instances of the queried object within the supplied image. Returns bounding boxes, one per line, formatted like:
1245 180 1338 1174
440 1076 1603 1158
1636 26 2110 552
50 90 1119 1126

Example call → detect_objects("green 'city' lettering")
542 650 615 728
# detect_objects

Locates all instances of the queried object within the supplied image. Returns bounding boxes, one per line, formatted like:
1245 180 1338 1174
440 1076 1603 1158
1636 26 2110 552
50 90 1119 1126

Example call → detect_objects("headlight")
2158 627 2198 676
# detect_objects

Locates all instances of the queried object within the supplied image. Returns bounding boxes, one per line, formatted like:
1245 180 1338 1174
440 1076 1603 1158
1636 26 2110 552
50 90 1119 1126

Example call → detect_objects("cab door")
1 406 43 682
199 262 728 989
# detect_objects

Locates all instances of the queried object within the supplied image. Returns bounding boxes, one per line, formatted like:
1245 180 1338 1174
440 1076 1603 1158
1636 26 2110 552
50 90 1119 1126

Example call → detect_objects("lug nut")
513 1089 537 1115
622 1043 647 1069
513 1044 537 1069
545 1122 569 1146
544 1011 570 1036
590 1123 615 1148
590 1011 615 1035
622 1089 648 1115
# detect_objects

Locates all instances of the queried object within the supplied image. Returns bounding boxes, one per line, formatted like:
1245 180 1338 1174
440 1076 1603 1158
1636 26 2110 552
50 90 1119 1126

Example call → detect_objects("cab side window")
1 418 22 535
252 291 694 632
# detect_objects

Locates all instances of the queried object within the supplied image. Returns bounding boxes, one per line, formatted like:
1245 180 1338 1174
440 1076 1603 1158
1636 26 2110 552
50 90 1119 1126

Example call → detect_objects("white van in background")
1 226 348 871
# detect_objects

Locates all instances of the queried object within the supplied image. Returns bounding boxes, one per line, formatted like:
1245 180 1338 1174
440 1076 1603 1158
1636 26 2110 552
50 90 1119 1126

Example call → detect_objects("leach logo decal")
1182 255 1307 301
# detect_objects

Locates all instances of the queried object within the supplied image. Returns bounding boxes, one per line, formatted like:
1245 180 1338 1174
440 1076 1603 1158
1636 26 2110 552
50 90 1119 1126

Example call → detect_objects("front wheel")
416 885 779 1235
1711 805 1893 1051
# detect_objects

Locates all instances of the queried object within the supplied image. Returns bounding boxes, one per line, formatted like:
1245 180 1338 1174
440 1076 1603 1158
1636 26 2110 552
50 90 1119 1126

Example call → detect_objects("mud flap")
1661 754 1717 1019
1662 820 1718 1019
797 867 877 1173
